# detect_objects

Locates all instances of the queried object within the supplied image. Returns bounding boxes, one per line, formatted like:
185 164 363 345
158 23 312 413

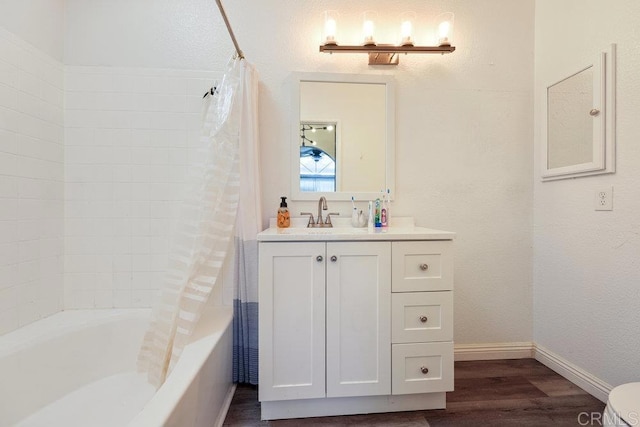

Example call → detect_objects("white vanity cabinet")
259 241 391 402
257 223 455 420
390 241 454 396
258 242 326 402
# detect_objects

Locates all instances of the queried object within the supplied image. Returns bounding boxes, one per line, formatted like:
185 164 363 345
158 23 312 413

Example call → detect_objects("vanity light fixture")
319 10 455 65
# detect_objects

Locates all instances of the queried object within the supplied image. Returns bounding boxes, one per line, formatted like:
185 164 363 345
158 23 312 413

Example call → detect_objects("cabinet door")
258 242 326 401
326 241 391 398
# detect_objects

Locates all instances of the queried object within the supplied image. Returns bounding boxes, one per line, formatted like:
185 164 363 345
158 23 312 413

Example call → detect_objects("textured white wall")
63 0 535 343
0 0 64 61
534 1 640 386
64 0 228 70
0 26 64 334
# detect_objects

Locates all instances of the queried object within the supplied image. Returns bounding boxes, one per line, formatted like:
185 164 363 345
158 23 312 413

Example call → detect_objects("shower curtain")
231 59 261 384
138 58 261 388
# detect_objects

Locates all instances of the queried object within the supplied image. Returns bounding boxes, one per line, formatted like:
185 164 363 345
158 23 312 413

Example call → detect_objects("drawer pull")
420 263 429 271
316 255 323 262
419 315 428 323
330 255 337 262
420 366 429 375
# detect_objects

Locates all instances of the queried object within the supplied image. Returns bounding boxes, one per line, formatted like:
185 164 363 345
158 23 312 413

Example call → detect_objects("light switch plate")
595 186 613 211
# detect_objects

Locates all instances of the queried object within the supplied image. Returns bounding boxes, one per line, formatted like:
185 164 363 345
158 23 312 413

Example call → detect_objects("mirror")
547 66 594 169
290 72 395 201
542 44 616 181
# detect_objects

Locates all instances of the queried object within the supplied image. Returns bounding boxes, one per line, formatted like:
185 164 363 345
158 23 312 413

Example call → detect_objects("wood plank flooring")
223 359 605 426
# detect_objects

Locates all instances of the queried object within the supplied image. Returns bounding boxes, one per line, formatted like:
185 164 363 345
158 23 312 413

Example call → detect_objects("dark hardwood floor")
223 359 606 426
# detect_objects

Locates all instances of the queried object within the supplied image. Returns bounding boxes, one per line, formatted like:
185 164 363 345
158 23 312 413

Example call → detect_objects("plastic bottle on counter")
381 189 389 228
277 196 290 228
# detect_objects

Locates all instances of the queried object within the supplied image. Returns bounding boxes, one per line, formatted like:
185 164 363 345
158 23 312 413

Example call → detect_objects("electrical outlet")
595 186 613 211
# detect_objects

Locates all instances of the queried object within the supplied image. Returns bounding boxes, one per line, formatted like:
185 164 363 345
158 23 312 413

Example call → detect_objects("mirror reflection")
547 66 594 169
293 74 393 201
300 122 336 192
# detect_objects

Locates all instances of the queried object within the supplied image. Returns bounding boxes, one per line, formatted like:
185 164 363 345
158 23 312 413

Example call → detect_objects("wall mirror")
542 44 616 181
290 72 395 201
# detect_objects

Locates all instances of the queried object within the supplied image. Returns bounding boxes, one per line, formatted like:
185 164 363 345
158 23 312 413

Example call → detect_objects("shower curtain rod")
203 1 244 98
215 0 244 60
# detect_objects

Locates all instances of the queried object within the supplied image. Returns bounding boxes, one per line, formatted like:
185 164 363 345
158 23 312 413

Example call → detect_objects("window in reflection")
300 146 336 192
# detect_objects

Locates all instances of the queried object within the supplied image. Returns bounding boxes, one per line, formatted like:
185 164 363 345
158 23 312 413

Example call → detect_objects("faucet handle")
324 212 340 227
300 212 315 227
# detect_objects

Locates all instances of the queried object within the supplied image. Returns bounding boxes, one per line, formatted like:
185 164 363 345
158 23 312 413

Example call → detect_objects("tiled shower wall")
0 28 64 334
64 66 216 309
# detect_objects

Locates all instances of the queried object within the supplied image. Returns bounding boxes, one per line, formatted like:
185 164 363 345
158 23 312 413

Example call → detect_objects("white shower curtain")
138 58 261 388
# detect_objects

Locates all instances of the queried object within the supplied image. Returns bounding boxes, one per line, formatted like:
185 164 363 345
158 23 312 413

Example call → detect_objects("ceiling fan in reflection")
300 146 332 162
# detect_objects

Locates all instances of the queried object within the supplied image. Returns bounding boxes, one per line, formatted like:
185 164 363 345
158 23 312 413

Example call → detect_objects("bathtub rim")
129 305 234 427
0 308 151 359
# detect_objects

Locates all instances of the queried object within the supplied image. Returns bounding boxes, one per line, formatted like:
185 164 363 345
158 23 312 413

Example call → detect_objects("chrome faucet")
317 196 328 226
300 197 339 228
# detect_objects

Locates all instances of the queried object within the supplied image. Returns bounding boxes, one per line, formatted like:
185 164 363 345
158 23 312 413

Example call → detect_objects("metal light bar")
319 44 455 65
320 45 455 54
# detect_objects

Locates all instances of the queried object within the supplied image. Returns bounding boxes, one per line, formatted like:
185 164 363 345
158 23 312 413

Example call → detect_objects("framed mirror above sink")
541 44 616 181
290 72 395 201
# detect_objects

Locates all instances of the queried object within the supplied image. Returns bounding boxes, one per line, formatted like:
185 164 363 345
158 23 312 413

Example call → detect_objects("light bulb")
439 22 450 43
436 12 454 46
401 21 412 38
400 12 416 46
325 19 336 43
323 11 339 45
362 11 378 45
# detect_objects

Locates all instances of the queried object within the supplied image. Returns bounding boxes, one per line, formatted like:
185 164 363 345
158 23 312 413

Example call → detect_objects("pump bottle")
277 197 290 228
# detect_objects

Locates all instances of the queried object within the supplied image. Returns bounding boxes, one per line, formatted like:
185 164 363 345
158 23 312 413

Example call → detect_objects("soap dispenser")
277 196 290 228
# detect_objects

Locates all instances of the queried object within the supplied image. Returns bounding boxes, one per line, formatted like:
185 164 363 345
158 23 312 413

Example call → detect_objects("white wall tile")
0 28 64 334
63 66 202 309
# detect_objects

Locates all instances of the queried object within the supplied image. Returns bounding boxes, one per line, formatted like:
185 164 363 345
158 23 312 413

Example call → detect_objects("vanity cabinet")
258 242 326 401
257 224 455 420
390 241 454 395
258 241 391 402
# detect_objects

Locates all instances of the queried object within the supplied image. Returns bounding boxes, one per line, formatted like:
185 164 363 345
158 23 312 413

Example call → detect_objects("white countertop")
257 217 456 242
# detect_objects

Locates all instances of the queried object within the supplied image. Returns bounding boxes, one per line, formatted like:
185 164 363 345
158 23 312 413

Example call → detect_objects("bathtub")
0 307 234 427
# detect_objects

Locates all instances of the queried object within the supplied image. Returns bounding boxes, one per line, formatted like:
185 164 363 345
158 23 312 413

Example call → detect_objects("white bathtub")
0 307 234 427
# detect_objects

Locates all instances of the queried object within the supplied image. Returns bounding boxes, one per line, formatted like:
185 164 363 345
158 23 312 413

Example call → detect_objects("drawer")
392 241 453 292
392 291 453 343
392 342 454 395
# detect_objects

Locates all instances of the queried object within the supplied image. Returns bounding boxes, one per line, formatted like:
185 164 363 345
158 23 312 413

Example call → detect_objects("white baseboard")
453 342 612 403
214 383 237 427
534 344 612 403
454 342 534 361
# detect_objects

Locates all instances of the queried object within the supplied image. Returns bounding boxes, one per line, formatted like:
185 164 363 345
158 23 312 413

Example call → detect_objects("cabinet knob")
420 263 429 271
330 255 337 262
419 315 428 323
316 255 323 262
590 108 600 116
421 366 429 375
